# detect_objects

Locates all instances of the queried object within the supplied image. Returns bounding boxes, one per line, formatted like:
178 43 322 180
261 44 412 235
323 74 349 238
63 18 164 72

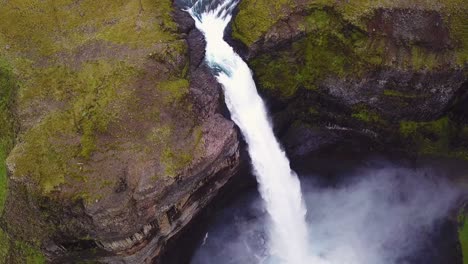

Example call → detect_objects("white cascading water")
188 1 319 263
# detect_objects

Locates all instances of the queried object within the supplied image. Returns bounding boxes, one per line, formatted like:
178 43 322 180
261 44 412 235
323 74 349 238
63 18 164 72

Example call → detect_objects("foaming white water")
188 1 316 263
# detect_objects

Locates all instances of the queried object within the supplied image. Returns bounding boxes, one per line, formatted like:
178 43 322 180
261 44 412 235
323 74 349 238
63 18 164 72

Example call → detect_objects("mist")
191 159 463 264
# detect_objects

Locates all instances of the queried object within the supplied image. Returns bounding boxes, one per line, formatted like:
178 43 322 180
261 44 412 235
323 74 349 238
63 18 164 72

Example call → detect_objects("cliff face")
0 1 240 263
233 0 468 160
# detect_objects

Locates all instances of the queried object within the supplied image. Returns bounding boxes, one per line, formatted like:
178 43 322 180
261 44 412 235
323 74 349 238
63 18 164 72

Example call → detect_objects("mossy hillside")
234 0 467 61
8 240 45 264
400 117 468 160
249 3 466 100
55 67 196 203
445 1 468 65
232 0 295 46
0 58 47 264
331 0 467 66
0 59 15 215
7 61 137 194
7 66 197 200
383 89 423 99
0 0 197 195
0 0 202 260
251 9 383 98
0 0 178 57
1 202 46 264
0 228 9 263
352 108 383 124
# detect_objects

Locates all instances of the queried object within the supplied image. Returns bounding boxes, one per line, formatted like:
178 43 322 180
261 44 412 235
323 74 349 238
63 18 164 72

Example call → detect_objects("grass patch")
233 0 468 71
158 126 203 178
1 0 194 199
14 241 46 264
352 109 382 123
0 58 15 214
459 211 468 264
159 78 190 104
383 89 422 98
399 117 468 159
9 60 137 193
251 9 382 98
0 0 178 56
0 228 10 263
232 0 459 45
0 150 8 215
0 229 46 264
232 0 294 45
410 46 438 70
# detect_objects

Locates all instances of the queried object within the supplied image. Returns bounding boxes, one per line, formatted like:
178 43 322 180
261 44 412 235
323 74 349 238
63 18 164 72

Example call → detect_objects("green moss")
0 149 8 215
232 0 294 45
251 9 382 98
14 241 46 264
10 112 75 193
233 0 438 45
0 0 194 200
159 126 203 178
383 89 422 98
235 0 466 67
98 0 177 46
147 125 172 145
444 1 468 65
400 121 420 137
251 54 303 98
159 78 190 104
411 46 438 70
459 210 468 264
0 58 15 214
0 228 46 264
160 148 191 178
0 0 178 57
9 60 137 193
352 109 382 123
308 107 319 115
399 117 468 158
0 228 10 263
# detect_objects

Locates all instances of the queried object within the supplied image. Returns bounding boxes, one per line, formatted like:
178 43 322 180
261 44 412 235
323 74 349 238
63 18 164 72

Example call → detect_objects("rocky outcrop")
0 1 241 263
232 0 468 160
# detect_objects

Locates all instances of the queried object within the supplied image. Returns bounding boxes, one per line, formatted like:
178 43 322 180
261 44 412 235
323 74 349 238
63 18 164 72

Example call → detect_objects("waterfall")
187 1 316 263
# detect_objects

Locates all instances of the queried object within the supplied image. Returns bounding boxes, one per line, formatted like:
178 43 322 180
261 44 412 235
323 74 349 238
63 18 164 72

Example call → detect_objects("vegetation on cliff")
460 210 468 264
234 0 467 62
238 0 468 163
400 117 468 160
0 0 204 261
251 9 383 97
0 0 199 197
0 59 15 214
247 2 466 98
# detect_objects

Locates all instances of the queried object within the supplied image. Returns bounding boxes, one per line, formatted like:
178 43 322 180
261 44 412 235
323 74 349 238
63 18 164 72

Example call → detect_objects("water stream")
188 1 313 263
